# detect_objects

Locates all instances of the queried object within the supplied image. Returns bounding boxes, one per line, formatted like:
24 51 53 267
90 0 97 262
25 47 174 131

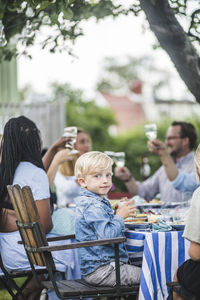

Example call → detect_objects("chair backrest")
7 184 55 270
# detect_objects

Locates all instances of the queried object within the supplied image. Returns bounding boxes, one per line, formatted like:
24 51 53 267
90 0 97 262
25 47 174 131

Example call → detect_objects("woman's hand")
51 136 69 152
47 148 72 188
42 136 70 171
116 199 136 219
53 148 72 165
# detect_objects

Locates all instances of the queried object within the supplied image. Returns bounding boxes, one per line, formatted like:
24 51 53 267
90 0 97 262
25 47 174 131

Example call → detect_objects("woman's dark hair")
171 121 197 150
0 116 44 213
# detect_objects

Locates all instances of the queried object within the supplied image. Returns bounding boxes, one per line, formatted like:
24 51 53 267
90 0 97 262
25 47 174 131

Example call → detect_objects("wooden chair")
7 184 139 299
167 282 196 300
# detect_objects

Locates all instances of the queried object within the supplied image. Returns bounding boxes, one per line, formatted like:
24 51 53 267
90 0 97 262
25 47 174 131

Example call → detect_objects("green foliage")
50 82 116 151
0 0 126 62
0 0 200 62
0 277 27 299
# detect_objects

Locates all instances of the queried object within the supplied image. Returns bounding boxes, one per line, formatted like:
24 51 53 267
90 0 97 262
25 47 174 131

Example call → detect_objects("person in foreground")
0 116 80 300
172 144 200 300
115 121 198 203
74 151 141 286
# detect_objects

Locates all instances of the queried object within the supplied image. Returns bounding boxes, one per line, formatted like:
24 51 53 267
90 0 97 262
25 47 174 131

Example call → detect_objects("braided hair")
0 116 44 214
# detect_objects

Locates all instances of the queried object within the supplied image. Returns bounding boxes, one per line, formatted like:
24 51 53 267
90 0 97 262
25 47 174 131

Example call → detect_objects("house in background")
100 92 145 133
99 80 200 135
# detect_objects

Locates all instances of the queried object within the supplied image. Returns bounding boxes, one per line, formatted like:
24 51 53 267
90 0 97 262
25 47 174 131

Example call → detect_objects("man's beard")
170 148 181 158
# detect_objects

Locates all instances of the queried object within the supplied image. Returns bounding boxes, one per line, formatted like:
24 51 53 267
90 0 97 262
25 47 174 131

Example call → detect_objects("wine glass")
114 152 125 167
104 151 116 160
144 123 157 140
63 126 79 155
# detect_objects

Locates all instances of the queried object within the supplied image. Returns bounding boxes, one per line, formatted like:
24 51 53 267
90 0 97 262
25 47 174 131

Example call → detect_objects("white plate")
136 202 163 207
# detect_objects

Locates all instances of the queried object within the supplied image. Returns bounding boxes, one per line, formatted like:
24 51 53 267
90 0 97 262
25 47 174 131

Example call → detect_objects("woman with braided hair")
0 116 80 300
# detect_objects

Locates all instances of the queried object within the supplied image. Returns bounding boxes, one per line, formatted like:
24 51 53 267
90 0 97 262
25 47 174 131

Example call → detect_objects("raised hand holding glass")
144 123 157 140
63 126 79 155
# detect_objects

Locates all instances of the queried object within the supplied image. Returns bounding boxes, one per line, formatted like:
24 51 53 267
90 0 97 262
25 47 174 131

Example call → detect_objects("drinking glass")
114 152 125 167
104 151 116 160
144 123 157 140
63 126 79 155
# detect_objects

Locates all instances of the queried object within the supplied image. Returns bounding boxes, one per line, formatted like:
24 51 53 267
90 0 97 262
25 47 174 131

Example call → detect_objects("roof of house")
101 92 145 132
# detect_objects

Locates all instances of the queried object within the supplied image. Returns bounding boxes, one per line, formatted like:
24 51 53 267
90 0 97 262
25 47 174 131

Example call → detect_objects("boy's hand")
116 199 136 219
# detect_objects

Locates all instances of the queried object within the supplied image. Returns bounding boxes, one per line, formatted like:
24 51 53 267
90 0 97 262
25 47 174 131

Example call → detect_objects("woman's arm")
47 148 71 188
35 198 53 233
42 136 68 171
0 198 53 234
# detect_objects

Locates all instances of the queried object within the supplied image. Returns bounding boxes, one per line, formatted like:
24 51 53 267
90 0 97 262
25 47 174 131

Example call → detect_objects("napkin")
152 218 172 232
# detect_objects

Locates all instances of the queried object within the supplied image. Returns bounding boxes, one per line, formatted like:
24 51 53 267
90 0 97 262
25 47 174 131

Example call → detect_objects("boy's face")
78 166 112 198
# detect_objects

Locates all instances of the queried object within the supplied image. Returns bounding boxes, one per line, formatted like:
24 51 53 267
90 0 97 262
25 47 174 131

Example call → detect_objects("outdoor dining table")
124 227 190 300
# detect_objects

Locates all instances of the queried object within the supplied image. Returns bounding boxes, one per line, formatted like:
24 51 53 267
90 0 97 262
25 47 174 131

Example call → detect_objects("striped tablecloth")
124 230 190 300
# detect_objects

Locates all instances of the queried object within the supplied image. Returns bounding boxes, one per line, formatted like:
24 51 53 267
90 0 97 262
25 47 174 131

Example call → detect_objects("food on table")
149 198 163 204
125 214 148 223
147 214 159 223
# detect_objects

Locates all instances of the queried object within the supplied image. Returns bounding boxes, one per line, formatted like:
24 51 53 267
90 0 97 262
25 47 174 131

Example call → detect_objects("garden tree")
1 0 200 101
96 55 172 98
139 0 200 103
0 0 124 60
50 82 116 151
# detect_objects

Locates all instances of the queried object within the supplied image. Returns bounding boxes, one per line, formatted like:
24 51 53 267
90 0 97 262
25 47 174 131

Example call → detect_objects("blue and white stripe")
124 230 190 300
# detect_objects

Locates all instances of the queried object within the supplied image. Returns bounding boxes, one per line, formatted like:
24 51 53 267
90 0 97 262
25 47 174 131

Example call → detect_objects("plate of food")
136 199 164 208
124 214 149 229
125 222 152 230
163 202 184 209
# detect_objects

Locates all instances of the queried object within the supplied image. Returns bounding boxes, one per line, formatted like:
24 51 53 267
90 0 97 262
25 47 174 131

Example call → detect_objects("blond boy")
74 151 141 286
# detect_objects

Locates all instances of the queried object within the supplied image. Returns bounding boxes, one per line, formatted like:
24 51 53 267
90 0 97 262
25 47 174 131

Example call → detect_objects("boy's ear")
77 177 87 188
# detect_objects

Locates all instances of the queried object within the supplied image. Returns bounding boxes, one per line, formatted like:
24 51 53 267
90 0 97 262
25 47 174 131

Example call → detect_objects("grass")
0 277 27 299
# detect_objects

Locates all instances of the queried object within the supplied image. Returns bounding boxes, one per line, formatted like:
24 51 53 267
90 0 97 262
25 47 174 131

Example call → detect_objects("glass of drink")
144 123 157 140
104 151 116 160
63 126 79 155
114 152 125 167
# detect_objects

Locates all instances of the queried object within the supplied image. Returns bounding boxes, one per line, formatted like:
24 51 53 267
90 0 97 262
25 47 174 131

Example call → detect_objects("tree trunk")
139 0 200 103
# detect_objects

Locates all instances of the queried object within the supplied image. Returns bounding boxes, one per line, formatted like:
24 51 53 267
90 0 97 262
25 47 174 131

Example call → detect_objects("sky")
17 11 193 101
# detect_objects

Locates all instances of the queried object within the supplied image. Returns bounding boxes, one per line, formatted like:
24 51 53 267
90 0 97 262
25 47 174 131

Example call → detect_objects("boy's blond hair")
75 151 113 178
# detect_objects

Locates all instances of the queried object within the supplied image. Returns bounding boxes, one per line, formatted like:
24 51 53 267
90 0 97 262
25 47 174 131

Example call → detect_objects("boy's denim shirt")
75 188 128 276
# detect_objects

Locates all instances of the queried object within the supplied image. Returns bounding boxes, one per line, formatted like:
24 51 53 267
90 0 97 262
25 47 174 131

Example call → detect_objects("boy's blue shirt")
75 188 128 276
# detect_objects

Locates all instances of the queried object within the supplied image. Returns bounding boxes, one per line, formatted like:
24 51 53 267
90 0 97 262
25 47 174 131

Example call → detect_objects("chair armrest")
167 282 181 287
18 234 76 245
46 234 76 242
39 237 126 252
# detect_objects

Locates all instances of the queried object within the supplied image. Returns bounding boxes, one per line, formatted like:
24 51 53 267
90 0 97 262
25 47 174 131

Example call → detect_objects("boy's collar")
80 187 108 201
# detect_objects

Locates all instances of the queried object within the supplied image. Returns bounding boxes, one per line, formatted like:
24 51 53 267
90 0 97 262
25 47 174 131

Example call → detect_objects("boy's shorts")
177 259 200 297
84 262 141 287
